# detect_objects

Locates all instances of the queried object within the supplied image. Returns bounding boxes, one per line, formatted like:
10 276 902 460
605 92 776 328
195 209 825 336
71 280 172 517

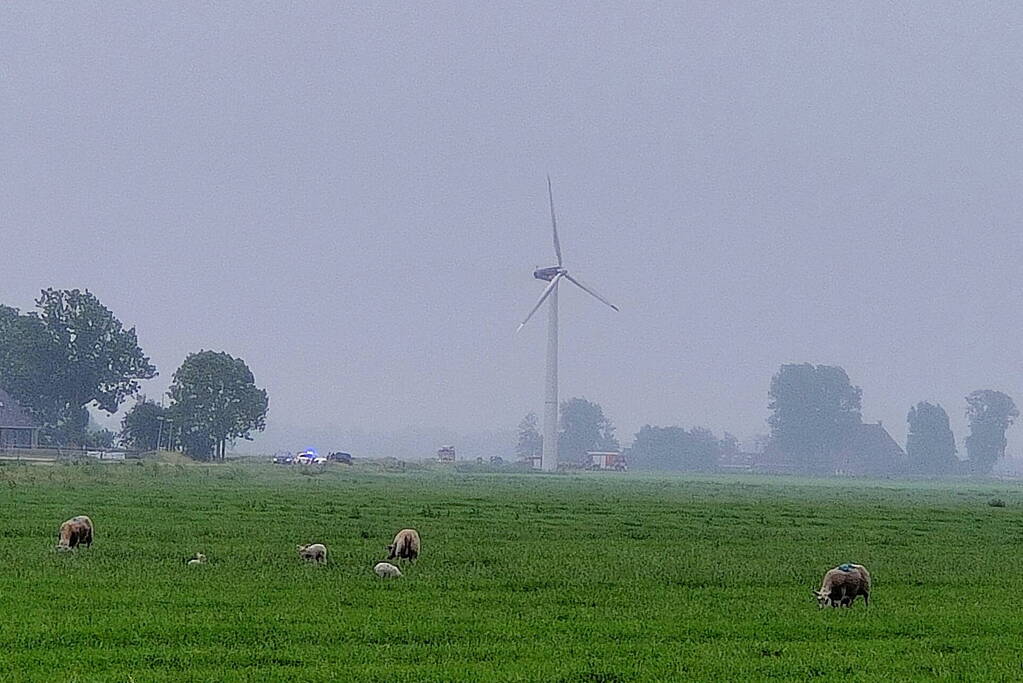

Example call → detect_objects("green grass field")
2 463 1023 681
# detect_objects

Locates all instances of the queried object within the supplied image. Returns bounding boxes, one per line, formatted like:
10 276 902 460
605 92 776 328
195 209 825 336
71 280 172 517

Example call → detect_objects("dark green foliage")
906 402 958 474
83 427 116 449
559 398 619 466
168 351 268 460
515 412 542 461
964 390 1018 475
767 363 862 472
120 398 171 451
0 304 62 427
628 425 720 471
35 288 157 415
0 290 156 445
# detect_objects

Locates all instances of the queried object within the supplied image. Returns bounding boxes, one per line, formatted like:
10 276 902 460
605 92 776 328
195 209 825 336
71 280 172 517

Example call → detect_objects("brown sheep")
815 563 871 608
386 528 420 562
56 515 94 551
297 543 327 563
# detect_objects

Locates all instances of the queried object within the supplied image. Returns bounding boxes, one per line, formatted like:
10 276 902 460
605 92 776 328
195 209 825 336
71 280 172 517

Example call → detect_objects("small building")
718 451 756 473
0 388 39 449
522 454 542 470
587 451 627 472
437 445 456 463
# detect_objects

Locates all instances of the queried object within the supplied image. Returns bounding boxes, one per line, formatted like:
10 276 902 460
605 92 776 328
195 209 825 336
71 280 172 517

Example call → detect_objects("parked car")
272 452 294 465
296 448 326 465
327 451 353 465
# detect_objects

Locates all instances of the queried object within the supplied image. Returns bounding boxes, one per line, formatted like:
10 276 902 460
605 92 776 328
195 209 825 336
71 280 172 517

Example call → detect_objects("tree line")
0 289 268 460
515 397 728 472
519 364 1018 476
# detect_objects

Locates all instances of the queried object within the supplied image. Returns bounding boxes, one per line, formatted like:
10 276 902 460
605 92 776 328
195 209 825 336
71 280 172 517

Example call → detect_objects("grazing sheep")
374 562 402 579
56 515 94 551
187 553 207 566
815 563 871 608
386 528 420 562
297 543 328 564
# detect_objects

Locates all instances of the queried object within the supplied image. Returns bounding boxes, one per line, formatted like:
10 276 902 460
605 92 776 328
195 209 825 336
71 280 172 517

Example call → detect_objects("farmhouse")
0 388 39 448
832 421 906 476
757 421 906 476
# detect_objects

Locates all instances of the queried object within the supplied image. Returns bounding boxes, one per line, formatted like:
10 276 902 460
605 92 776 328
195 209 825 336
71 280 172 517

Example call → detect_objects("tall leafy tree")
0 291 156 445
120 398 171 451
905 402 957 474
767 363 862 473
628 425 720 471
168 351 268 460
964 390 1018 475
515 412 542 461
0 304 62 426
558 398 618 466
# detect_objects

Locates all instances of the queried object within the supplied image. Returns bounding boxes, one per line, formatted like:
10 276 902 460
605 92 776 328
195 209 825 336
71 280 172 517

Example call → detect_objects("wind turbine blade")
564 273 619 312
517 273 563 331
547 175 563 266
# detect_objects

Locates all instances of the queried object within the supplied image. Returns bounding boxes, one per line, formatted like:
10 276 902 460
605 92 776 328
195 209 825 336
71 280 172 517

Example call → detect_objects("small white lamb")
374 562 402 579
298 543 328 563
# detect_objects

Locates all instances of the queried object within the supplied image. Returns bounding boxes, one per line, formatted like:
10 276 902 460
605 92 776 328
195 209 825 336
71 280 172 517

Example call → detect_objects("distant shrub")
988 498 1007 508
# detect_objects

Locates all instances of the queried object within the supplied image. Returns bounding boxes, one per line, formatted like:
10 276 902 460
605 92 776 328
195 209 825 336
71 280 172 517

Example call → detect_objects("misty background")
3 3 1023 459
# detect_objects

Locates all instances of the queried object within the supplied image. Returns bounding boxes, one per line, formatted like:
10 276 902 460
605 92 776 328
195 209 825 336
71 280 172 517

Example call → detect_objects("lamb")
815 563 871 608
56 515 94 551
297 543 328 563
374 562 402 579
386 528 420 562
186 553 208 566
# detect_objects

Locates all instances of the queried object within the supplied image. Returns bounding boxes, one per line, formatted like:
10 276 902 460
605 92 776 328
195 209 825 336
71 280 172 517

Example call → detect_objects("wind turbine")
518 177 619 471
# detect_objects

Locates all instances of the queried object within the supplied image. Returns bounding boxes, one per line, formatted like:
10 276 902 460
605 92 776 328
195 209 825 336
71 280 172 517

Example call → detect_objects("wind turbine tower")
518 178 619 471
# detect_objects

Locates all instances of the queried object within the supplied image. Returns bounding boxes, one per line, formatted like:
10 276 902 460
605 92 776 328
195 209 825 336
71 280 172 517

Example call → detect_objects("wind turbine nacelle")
533 266 564 282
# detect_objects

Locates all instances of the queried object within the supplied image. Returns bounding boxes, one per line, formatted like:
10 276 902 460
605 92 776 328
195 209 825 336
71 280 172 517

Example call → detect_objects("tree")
767 363 862 473
628 425 720 471
83 428 116 450
168 351 268 460
964 390 1018 475
1 290 156 445
905 402 957 475
120 398 170 451
558 398 618 466
0 304 62 427
515 412 542 461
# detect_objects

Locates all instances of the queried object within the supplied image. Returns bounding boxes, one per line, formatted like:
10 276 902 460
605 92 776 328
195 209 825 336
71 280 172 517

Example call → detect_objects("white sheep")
298 543 328 563
187 552 207 566
374 561 402 579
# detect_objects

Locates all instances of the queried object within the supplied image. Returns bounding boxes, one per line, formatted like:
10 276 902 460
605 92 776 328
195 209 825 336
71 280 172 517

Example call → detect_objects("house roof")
839 422 906 459
0 388 38 429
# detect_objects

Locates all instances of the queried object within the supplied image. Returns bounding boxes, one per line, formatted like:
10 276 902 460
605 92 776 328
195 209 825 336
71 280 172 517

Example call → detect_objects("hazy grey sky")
3 3 1023 455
